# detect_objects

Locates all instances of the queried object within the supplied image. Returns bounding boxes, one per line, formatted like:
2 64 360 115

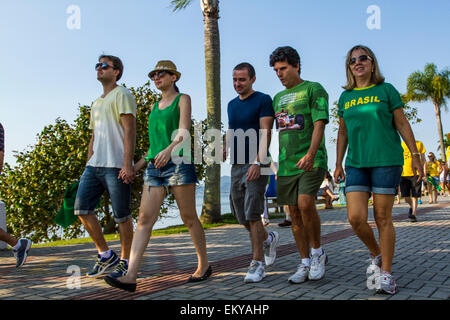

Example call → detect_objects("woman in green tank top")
105 61 211 293
334 45 424 295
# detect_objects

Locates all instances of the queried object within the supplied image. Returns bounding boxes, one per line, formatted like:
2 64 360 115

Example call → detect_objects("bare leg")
118 218 133 260
172 184 209 277
78 215 109 253
118 186 166 283
248 220 268 262
373 194 396 273
346 192 381 257
289 205 310 258
298 194 322 250
0 228 18 247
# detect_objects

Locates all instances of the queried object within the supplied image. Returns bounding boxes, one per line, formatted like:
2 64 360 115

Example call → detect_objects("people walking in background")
318 171 339 209
270 46 329 284
334 45 424 295
225 62 279 283
425 152 441 204
75 55 137 278
400 139 426 222
0 123 32 268
105 60 211 292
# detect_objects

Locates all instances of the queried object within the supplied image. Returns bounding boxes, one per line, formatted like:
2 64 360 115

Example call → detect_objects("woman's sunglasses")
150 70 174 81
95 62 114 70
349 55 373 65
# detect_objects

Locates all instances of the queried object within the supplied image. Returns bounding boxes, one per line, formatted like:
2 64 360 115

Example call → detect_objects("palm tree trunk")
434 103 446 160
200 1 222 223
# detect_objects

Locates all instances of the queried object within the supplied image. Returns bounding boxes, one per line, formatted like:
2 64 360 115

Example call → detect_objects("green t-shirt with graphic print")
337 82 404 168
273 80 329 177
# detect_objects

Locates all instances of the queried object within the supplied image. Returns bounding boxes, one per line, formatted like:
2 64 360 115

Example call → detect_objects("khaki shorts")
277 167 327 205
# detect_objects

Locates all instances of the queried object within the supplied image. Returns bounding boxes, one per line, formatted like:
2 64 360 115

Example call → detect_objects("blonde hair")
342 45 385 90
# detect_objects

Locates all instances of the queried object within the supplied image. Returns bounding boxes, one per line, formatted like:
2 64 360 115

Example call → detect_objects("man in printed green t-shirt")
270 46 329 284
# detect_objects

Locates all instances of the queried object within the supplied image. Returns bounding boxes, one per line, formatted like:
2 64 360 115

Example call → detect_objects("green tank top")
145 93 184 161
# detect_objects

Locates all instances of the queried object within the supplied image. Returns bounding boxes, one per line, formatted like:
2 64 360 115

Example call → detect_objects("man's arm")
296 119 326 171
87 132 95 161
247 116 274 181
120 114 136 183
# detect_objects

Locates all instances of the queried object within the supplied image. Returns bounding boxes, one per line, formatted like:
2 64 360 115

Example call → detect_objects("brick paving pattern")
0 198 449 300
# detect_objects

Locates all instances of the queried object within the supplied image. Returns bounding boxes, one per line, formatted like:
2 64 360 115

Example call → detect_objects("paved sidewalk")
0 198 449 301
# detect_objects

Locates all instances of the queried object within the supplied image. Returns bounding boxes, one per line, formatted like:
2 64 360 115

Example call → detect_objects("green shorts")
276 167 327 205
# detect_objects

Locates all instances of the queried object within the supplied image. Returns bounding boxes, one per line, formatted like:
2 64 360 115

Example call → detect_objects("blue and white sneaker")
263 231 280 267
308 250 328 280
13 238 32 268
86 251 119 277
108 259 128 278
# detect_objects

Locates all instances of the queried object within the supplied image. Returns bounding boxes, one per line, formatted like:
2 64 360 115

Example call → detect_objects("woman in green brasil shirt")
334 45 424 295
105 61 211 292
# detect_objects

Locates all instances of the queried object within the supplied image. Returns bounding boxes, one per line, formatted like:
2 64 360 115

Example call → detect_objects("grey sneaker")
13 238 32 268
263 231 280 267
244 261 266 283
377 272 398 295
288 263 310 284
308 250 327 280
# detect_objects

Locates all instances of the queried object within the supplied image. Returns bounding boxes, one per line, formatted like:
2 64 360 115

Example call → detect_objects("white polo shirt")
87 85 137 168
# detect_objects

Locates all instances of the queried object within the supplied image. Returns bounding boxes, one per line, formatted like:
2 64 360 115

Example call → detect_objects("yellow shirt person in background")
425 152 442 204
400 140 426 221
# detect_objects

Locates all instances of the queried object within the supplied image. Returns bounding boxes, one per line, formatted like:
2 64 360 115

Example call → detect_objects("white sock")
302 258 311 267
121 259 129 264
99 250 112 259
311 247 323 256
252 260 263 267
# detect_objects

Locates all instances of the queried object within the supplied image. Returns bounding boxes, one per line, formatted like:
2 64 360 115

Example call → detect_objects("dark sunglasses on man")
349 54 374 65
95 62 115 71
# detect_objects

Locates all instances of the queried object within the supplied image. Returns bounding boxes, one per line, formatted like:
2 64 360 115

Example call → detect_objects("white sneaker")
244 261 266 283
377 272 398 295
308 250 327 280
288 264 310 284
263 231 280 267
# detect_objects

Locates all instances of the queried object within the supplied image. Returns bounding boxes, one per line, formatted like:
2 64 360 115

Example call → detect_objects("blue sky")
1 0 449 176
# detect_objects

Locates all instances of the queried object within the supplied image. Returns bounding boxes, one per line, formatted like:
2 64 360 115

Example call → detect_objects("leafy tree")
405 63 450 160
171 0 222 224
0 81 207 243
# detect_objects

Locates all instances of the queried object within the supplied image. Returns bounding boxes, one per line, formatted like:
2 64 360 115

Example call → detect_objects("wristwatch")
253 161 261 166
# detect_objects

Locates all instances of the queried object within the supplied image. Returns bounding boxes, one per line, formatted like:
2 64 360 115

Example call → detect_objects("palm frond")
170 0 193 12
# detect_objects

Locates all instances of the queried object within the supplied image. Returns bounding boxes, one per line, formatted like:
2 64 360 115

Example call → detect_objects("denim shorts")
143 158 198 187
345 166 402 195
74 166 131 223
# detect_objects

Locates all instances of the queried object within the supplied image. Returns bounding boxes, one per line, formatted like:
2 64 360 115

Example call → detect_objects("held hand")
154 149 171 168
118 166 135 184
334 165 345 183
246 164 261 182
295 153 314 172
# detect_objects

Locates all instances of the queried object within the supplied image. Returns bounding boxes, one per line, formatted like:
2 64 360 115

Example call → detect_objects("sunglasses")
349 55 373 65
150 70 170 80
95 62 114 71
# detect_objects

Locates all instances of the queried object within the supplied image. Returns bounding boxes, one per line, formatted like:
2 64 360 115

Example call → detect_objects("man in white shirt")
74 55 137 278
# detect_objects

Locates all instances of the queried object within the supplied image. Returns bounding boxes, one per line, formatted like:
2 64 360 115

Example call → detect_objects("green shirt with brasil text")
273 80 329 177
338 82 404 168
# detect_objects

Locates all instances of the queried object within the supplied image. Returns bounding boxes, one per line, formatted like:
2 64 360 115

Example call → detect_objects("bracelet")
411 152 421 156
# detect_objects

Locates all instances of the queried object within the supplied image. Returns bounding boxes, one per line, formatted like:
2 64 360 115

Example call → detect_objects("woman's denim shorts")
345 166 402 195
143 158 198 187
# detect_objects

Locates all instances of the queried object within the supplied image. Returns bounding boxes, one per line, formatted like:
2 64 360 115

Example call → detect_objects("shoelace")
310 254 320 268
113 261 127 272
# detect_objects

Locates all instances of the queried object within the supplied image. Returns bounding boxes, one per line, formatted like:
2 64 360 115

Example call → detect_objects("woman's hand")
334 165 345 184
154 148 172 168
